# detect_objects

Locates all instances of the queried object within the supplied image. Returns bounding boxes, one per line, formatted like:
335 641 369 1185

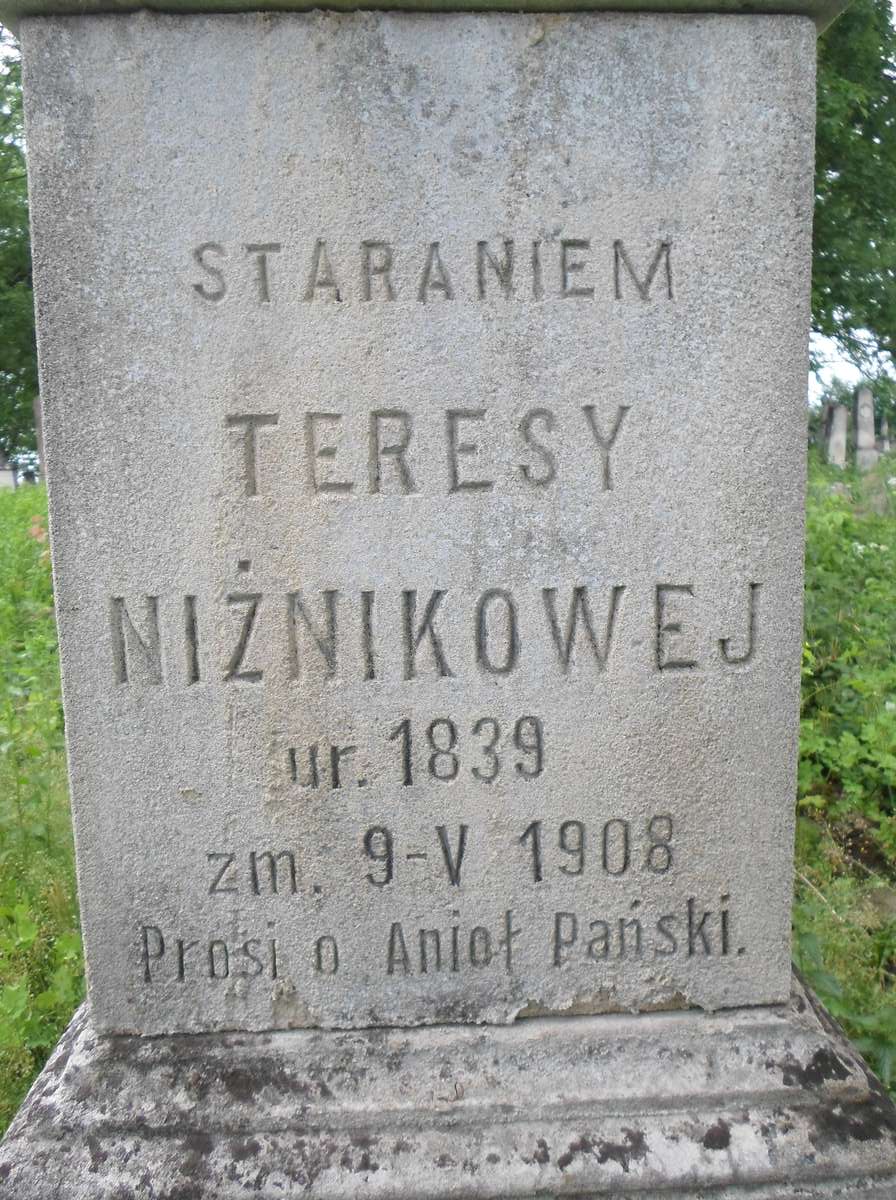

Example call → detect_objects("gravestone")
816 400 833 450
826 403 849 469
3 1 896 1196
856 385 880 473
880 415 891 454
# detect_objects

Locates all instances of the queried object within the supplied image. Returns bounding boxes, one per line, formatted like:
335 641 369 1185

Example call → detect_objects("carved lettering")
477 239 514 298
192 242 226 301
552 895 734 964
244 242 282 303
582 404 629 491
225 592 263 682
518 408 557 486
447 409 493 493
141 925 279 983
369 409 416 494
305 413 353 494
561 238 594 298
287 590 338 679
402 589 454 680
361 240 396 301
110 596 162 685
191 236 676 304
475 588 520 675
542 586 624 673
655 584 697 670
184 595 200 684
418 241 454 302
207 852 237 895
303 238 341 301
249 850 298 896
436 824 468 886
387 910 518 975
104 584 759 688
614 240 673 300
719 583 759 665
225 412 280 498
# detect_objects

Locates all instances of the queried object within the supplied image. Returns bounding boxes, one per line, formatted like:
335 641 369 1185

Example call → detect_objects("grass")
794 453 896 1088
0 485 81 1134
0 464 895 1134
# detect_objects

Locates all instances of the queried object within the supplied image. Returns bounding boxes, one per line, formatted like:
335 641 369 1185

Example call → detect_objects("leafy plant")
795 453 896 1092
0 486 81 1133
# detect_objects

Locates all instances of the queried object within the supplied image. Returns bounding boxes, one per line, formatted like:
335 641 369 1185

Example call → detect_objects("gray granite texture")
2 977 896 1198
24 10 816 1035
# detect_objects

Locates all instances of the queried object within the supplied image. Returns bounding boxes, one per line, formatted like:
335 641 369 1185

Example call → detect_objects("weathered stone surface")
826 404 849 469
0 0 854 33
23 10 815 1035
2 976 896 1198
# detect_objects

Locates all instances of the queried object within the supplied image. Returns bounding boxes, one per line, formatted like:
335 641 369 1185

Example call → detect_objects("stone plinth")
2 976 896 1198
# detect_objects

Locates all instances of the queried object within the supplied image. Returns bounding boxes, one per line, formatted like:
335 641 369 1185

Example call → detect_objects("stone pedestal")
3 975 896 1198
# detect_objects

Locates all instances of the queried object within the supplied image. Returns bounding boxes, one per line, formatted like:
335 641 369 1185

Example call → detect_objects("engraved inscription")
108 583 763 688
552 894 733 965
223 405 632 499
135 891 744 990
191 238 675 305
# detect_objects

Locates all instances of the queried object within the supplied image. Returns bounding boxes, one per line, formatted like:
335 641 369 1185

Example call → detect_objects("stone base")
2 975 896 1198
857 448 881 473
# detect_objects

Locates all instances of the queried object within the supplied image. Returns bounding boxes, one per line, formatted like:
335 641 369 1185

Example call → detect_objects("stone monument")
826 403 849 469
0 450 15 489
880 415 891 454
2 0 896 1196
856 385 880 473
816 400 833 450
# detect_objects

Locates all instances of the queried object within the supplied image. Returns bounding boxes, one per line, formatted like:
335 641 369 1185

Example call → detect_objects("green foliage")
0 485 81 1135
0 33 37 463
814 0 896 370
796 452 896 1092
799 457 896 828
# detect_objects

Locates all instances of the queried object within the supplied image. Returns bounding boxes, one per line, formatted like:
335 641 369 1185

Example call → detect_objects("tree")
813 0 896 372
0 33 36 466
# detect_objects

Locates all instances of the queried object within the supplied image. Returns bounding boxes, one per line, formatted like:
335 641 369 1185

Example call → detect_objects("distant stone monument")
826 403 849 468
0 451 15 489
3 0 896 1195
880 415 891 454
856 385 880 472
816 400 833 449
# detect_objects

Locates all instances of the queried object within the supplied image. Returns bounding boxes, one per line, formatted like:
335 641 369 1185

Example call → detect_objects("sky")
809 333 866 405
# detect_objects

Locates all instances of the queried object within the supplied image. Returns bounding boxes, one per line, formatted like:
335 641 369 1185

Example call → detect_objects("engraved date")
518 815 674 882
387 715 544 785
